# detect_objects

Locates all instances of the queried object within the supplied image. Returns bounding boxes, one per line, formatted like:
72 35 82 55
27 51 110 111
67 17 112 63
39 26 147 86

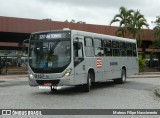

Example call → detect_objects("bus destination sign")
39 33 62 39
38 32 70 40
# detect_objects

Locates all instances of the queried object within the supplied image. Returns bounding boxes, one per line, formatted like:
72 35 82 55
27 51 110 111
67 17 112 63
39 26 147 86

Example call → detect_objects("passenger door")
73 35 86 85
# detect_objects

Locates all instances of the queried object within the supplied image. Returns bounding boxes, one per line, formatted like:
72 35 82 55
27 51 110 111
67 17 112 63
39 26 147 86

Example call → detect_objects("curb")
128 75 160 78
128 72 160 78
0 75 28 79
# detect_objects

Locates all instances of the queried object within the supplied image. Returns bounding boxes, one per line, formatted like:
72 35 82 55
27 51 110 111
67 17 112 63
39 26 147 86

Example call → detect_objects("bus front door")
73 37 86 85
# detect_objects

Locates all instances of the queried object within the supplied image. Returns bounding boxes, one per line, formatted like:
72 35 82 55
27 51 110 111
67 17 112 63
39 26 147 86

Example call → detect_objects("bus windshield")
29 33 71 73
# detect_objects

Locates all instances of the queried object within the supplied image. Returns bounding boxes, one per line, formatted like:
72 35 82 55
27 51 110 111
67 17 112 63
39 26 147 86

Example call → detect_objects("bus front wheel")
84 72 92 92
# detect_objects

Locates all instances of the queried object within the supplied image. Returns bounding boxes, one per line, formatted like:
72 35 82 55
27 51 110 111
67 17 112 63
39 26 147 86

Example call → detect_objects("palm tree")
153 16 160 39
154 26 160 40
151 16 160 49
110 6 133 37
110 7 149 47
130 10 149 47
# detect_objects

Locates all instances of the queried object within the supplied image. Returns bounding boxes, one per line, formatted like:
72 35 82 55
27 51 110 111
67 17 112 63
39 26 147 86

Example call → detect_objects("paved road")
0 76 160 118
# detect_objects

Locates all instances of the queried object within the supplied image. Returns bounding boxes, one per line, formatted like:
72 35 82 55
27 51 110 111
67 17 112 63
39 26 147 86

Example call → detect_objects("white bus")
28 29 139 92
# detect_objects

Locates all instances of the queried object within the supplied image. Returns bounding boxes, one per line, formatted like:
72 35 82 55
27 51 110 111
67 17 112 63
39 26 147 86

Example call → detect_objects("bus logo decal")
96 58 102 68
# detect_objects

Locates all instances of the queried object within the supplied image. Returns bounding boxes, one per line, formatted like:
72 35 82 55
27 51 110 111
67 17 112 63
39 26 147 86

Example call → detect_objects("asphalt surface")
130 73 160 98
0 74 160 118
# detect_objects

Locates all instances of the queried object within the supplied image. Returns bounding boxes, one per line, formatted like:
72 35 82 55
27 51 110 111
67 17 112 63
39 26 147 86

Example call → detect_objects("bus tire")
114 69 126 84
84 72 92 92
50 86 57 92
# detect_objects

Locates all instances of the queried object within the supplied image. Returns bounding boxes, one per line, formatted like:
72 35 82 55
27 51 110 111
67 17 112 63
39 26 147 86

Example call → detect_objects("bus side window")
74 42 83 58
126 43 132 56
84 37 94 57
119 42 126 56
103 40 112 56
94 38 104 56
132 43 137 57
112 41 120 56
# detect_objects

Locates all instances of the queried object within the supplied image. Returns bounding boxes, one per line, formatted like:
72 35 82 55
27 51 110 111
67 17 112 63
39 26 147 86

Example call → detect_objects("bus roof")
71 30 136 43
31 29 136 43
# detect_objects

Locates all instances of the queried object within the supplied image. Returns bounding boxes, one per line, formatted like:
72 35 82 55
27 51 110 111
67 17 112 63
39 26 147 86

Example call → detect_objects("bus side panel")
74 61 87 85
126 57 139 76
99 57 112 81
107 57 122 80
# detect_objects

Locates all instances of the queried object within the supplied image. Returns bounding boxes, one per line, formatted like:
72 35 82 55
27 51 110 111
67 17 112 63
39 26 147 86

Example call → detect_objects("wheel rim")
122 70 126 82
89 77 91 87
87 73 92 91
88 73 92 87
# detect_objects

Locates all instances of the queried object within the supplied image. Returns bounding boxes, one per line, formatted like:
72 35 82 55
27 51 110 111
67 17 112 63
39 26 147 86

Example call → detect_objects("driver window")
74 42 83 58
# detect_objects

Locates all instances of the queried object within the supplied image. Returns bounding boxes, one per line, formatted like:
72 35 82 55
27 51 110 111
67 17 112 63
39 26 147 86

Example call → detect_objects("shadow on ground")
31 81 116 96
0 80 5 83
32 80 158 96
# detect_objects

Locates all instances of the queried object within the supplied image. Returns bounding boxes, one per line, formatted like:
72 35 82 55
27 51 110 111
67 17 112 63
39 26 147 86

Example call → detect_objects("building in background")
0 16 157 59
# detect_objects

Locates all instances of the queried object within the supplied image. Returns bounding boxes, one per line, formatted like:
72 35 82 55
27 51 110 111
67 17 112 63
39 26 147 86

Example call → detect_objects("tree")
150 16 160 67
130 10 149 47
110 7 149 47
65 19 86 24
42 18 52 21
110 6 133 37
71 19 76 23
151 39 160 49
64 20 69 22
153 16 160 39
154 26 160 39
77 21 86 24
151 16 160 49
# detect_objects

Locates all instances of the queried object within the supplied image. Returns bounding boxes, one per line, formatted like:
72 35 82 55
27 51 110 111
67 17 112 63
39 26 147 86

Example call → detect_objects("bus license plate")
44 82 52 86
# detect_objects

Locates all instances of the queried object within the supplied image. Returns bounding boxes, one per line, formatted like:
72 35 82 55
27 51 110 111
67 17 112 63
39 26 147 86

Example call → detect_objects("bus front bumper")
28 75 75 87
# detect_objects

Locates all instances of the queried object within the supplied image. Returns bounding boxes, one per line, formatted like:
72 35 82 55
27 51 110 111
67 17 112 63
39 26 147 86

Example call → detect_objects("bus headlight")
29 74 34 79
63 68 72 77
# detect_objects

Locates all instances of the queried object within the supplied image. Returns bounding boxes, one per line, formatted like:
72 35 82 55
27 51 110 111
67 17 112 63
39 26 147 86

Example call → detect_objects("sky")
0 0 159 29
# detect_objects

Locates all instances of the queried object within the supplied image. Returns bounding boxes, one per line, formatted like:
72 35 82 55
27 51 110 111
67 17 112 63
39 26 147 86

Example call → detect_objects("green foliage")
154 26 160 39
153 16 160 25
153 16 160 40
110 6 133 38
151 16 160 49
64 19 86 24
110 6 149 47
138 55 146 72
151 39 160 49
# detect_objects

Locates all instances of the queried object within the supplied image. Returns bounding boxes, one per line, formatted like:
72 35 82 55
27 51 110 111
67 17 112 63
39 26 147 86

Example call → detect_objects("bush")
138 56 146 72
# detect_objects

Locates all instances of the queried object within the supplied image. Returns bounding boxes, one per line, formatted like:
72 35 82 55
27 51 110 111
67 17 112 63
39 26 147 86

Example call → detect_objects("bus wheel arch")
83 68 95 92
114 66 126 84
88 68 95 83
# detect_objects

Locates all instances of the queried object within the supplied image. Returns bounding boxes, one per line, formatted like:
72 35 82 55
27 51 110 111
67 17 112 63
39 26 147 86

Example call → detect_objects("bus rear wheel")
114 69 126 84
